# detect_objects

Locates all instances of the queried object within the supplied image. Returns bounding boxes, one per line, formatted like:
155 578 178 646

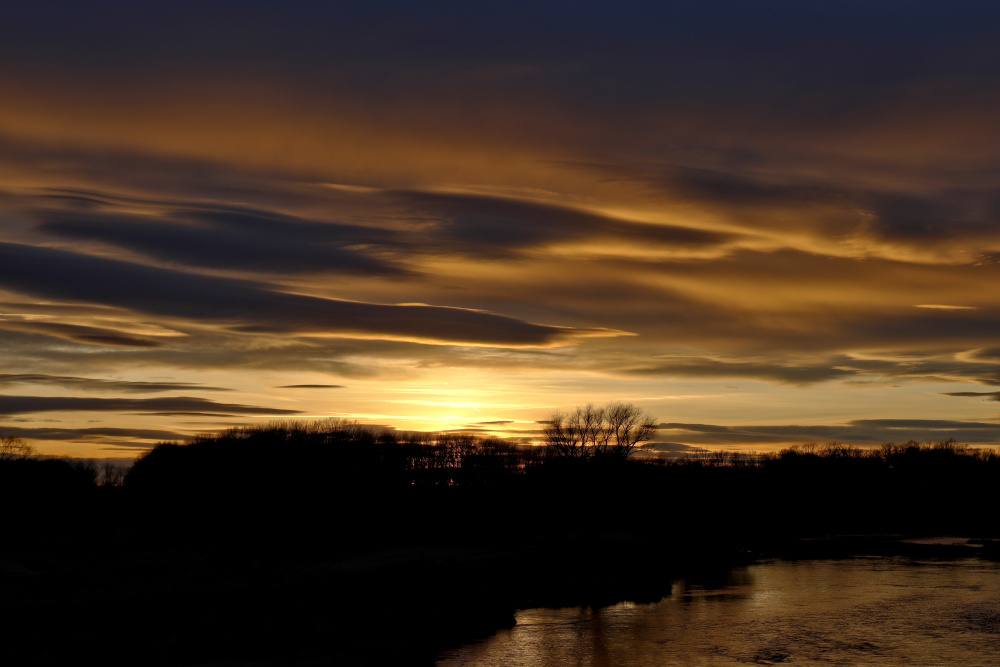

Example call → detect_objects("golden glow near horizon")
2 4 1000 457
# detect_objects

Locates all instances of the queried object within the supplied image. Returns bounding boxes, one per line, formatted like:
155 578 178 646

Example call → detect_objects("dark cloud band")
0 242 589 347
0 374 228 393
659 419 1000 447
0 395 298 416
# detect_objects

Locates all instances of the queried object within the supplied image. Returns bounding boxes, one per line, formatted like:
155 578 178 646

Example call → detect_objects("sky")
2 1 1000 457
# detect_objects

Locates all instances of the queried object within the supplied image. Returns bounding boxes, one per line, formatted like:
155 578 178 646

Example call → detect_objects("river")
438 555 1000 665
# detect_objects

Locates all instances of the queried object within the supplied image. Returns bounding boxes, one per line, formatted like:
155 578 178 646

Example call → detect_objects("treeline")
661 439 1000 540
689 439 1000 469
133 424 1000 544
7 427 997 492
5 421 999 544
125 420 548 493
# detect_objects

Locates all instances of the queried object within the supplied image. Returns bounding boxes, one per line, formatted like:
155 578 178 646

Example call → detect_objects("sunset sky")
3 1 1000 457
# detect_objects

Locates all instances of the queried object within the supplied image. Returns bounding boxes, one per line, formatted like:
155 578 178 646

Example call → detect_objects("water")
439 557 1000 665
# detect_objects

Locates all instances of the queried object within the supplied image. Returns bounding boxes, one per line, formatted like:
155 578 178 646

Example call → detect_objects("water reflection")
670 568 755 604
439 558 1000 666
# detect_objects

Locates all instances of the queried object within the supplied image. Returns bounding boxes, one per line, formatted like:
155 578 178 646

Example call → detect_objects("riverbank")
0 527 746 666
5 529 994 665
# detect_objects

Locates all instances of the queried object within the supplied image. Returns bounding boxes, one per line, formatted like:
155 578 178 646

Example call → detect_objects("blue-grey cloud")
596 160 1000 253
637 163 843 210
391 190 737 258
859 190 1000 246
39 208 409 277
34 185 737 268
0 242 591 347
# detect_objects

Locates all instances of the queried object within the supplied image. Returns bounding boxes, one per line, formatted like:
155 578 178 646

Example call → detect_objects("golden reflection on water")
439 558 1000 666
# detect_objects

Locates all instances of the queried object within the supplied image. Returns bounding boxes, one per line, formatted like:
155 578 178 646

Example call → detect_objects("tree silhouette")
544 401 657 458
0 436 35 461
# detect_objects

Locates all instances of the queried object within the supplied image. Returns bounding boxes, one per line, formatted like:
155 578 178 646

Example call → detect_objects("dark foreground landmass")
2 425 999 665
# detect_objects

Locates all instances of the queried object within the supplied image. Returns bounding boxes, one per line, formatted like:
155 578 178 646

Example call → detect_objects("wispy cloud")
942 391 1000 402
0 395 299 416
0 425 187 443
276 384 346 389
0 242 606 347
0 374 228 393
660 419 1000 448
39 206 411 277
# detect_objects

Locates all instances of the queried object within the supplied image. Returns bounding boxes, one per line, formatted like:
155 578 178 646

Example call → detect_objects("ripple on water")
438 557 1000 666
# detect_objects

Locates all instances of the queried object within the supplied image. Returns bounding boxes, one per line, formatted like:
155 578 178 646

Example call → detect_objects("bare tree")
544 402 657 458
603 401 658 458
0 436 35 461
546 403 600 458
100 460 131 486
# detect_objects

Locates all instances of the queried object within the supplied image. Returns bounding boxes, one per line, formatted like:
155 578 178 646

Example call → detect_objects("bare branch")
0 436 35 461
544 402 657 458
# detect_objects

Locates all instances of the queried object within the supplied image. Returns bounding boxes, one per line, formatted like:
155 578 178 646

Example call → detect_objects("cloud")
0 374 229 393
388 190 738 259
659 419 1000 448
0 300 176 348
134 412 238 417
596 349 1000 388
0 426 187 443
859 191 1000 248
276 384 346 389
589 156 1000 265
32 184 739 272
941 391 1000 402
0 320 164 347
623 356 857 385
0 395 299 416
637 162 845 213
39 207 410 277
0 327 400 379
0 242 601 347
635 441 709 456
